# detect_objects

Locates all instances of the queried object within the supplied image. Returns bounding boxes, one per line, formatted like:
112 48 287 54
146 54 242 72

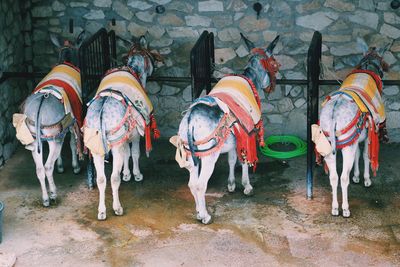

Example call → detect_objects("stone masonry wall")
0 0 32 167
29 0 400 141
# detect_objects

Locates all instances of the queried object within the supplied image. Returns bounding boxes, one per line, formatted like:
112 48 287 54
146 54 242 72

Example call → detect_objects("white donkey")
318 38 389 217
174 35 280 224
83 36 161 220
14 31 86 206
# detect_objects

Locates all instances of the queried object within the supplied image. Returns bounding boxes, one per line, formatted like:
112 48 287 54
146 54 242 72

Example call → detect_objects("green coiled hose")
259 135 307 159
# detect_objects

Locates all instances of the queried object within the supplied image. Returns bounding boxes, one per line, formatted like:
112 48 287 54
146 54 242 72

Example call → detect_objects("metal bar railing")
306 31 322 200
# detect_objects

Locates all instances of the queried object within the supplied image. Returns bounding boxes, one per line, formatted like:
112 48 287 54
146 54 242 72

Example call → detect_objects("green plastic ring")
259 135 307 159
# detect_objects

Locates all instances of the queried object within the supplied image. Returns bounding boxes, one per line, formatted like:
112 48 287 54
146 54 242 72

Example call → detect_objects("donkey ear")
379 41 393 57
265 35 280 55
50 33 62 48
357 37 369 54
139 35 148 49
240 33 255 51
76 30 86 48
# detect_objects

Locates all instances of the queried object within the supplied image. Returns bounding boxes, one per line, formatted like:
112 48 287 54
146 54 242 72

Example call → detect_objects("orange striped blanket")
210 75 264 168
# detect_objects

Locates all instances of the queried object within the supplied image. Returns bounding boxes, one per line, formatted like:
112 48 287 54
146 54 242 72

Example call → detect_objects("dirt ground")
0 139 399 267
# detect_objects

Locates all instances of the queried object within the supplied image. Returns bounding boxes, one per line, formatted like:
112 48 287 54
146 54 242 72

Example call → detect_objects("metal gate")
79 28 117 105
190 30 214 100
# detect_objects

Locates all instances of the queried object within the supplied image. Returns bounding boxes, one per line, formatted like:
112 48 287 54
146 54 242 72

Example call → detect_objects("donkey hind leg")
31 145 50 207
241 163 254 196
45 140 64 202
111 146 124 216
93 154 107 220
324 152 339 216
362 139 372 187
187 158 202 220
122 142 131 182
193 154 218 224
341 144 358 217
352 145 361 184
131 134 143 182
69 128 81 174
56 155 64 173
227 149 237 192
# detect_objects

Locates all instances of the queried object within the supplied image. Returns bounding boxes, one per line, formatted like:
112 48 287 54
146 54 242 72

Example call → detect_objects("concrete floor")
0 139 400 267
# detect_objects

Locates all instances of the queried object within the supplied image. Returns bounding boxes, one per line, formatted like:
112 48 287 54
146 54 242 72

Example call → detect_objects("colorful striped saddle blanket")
334 71 385 126
207 75 264 168
209 75 262 133
96 69 153 125
34 63 82 127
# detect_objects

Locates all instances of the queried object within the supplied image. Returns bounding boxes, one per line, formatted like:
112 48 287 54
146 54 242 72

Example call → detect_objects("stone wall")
29 0 400 140
0 0 32 167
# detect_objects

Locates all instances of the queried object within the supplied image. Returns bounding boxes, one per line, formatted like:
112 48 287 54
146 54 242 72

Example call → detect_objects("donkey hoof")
227 184 235 193
331 208 339 216
50 192 57 201
123 173 131 182
244 187 254 196
342 209 351 218
98 212 107 221
43 199 50 207
73 166 81 175
201 215 213 225
56 166 64 174
134 173 143 182
364 179 372 187
114 207 124 216
352 176 360 183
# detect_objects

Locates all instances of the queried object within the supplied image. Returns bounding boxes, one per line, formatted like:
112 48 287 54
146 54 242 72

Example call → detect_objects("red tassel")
145 124 152 153
150 114 160 139
368 120 379 176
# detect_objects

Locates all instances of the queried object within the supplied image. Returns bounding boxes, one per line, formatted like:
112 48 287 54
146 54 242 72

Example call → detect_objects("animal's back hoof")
331 208 339 216
342 209 351 218
244 187 254 196
73 166 81 175
42 199 50 207
98 212 106 220
123 173 131 182
114 207 124 216
201 215 212 225
134 173 143 182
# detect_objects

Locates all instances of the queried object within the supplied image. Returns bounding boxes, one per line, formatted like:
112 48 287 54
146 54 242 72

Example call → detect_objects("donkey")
318 38 389 217
83 36 161 220
14 31 86 207
173 35 280 224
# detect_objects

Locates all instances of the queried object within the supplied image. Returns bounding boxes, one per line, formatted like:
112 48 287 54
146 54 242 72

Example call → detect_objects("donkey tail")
187 109 200 166
35 94 45 154
328 102 337 155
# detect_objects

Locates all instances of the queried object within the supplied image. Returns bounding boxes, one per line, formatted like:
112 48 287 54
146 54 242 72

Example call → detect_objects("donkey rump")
34 63 82 127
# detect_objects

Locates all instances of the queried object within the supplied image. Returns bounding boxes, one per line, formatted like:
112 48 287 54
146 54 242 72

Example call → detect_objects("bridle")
58 40 79 66
356 48 389 78
250 48 280 93
126 44 163 82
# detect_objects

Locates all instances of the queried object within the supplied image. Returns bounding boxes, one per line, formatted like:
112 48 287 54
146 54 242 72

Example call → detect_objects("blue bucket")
0 201 3 243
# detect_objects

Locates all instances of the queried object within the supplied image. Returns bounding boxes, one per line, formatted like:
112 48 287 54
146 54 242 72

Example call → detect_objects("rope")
259 135 307 159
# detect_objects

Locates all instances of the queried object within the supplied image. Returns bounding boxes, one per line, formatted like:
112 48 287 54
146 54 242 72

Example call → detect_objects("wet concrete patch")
1 140 400 266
